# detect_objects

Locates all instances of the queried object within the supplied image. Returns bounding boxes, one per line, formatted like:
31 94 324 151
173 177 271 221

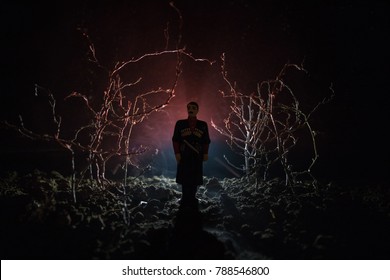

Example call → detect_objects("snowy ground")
1 170 389 259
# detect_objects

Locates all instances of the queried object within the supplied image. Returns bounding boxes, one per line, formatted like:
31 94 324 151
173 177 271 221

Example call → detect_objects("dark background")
1 0 389 186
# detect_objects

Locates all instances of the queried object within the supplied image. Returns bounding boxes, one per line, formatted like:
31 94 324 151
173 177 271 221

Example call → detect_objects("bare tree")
212 53 333 186
1 4 213 204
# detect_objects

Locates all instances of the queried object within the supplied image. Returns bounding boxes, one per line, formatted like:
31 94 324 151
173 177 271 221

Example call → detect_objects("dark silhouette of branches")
1 4 213 204
212 53 333 187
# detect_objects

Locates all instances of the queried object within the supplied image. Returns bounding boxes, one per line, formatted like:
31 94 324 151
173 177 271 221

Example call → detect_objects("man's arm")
203 122 211 161
172 121 182 163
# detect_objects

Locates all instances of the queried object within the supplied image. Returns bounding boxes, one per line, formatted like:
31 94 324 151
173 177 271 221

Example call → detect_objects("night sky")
1 0 389 185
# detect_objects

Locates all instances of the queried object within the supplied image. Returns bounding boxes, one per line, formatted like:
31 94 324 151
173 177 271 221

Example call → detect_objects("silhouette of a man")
172 101 210 208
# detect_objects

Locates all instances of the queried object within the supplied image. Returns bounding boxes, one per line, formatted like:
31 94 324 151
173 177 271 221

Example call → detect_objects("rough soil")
1 170 389 259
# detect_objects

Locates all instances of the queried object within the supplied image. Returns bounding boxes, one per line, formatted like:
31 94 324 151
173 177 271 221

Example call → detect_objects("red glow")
130 57 230 154
120 59 241 179
133 82 226 152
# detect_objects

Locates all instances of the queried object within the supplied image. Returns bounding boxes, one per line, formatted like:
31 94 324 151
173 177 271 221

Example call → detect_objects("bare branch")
212 55 333 186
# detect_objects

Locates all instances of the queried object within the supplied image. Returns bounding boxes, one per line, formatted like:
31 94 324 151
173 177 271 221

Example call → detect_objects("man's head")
187 101 199 117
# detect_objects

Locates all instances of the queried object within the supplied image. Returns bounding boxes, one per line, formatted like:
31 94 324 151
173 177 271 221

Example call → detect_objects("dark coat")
172 119 210 186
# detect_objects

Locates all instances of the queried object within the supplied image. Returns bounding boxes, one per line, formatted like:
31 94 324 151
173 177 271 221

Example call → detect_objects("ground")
1 170 389 260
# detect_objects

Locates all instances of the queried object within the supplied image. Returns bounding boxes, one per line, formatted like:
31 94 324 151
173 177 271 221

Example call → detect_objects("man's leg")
181 184 198 207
